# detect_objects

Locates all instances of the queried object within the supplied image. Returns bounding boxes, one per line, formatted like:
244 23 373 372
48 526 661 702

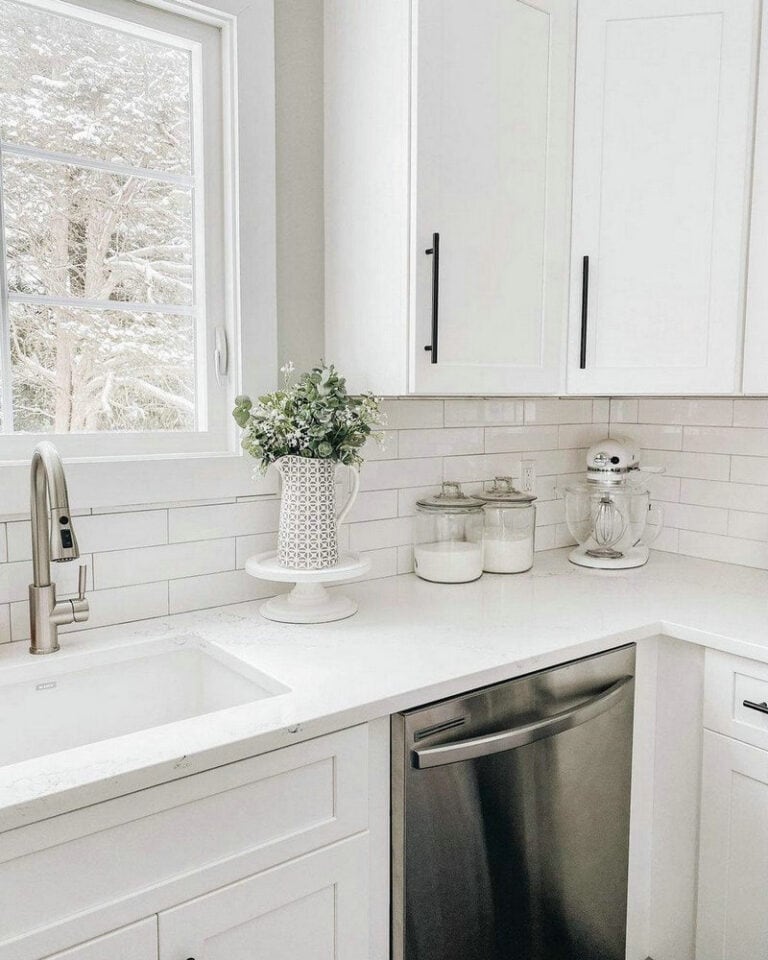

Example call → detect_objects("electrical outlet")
520 459 536 493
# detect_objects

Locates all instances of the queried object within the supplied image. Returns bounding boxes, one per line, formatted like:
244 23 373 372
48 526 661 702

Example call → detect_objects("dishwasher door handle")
412 675 634 769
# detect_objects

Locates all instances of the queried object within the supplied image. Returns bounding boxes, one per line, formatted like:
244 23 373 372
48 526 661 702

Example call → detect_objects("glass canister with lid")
478 476 537 573
413 482 485 583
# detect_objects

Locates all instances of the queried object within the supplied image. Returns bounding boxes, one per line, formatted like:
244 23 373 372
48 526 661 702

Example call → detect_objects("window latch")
214 326 229 387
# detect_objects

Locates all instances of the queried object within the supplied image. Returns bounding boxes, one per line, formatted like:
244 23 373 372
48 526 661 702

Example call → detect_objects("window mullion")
0 146 15 434
0 141 195 188
7 293 195 317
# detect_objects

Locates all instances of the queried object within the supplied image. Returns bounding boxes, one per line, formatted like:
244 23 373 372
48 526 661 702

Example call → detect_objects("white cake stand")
245 551 371 623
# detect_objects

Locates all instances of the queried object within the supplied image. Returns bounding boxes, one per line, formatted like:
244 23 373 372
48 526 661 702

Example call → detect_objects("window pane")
10 303 195 433
0 0 192 174
3 155 194 305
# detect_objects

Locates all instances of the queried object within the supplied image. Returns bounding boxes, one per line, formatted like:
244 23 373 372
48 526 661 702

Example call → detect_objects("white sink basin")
0 637 289 767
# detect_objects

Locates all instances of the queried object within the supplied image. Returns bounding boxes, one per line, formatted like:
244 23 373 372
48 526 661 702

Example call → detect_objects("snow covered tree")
0 0 198 433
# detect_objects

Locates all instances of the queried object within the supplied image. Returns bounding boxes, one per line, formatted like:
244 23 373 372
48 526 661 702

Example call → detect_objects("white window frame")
0 0 276 515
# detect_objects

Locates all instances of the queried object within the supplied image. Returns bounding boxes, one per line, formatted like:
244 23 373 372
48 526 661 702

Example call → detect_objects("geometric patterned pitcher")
275 456 360 569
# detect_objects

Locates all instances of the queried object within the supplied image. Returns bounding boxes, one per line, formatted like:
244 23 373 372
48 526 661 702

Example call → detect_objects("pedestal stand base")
244 551 371 623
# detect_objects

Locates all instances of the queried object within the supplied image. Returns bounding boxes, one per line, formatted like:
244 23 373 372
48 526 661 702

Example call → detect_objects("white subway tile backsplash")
380 399 444 430
343 489 399 524
445 399 523 427
638 398 733 426
348 517 412 552
7 509 168 562
169 570 284 615
362 431 398 460
681 479 768 513
730 456 768 485
443 453 522 485
399 427 484 459
10 582 169 643
727 510 768 541
523 398 594 424
611 423 683 450
397 544 414 575
733 400 768 428
358 547 399 580
650 450 730 481
684 425 768 457
7 396 768 642
94 539 235 590
236 533 278 568
662 502 729 536
485 425 560 453
683 427 768 457
610 398 639 423
169 499 280 543
525 448 585 476
557 423 610 449
360 457 443 491
535 499 566 526
5 556 94 604
677 530 768 569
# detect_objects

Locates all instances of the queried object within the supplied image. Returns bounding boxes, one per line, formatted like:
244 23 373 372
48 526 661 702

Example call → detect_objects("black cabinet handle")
424 232 440 364
743 699 768 715
579 254 589 369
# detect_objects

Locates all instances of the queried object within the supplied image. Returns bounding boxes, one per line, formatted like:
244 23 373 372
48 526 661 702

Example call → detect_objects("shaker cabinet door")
695 731 768 960
411 0 575 395
568 0 757 394
743 6 768 393
43 920 157 960
158 836 369 960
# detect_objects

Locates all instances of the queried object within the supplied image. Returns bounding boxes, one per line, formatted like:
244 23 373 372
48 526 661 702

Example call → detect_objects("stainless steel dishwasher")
391 644 635 960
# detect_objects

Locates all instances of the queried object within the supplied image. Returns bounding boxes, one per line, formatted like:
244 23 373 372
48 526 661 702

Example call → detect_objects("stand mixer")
562 438 663 569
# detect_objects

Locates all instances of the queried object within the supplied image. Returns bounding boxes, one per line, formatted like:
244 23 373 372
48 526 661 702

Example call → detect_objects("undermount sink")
0 637 289 767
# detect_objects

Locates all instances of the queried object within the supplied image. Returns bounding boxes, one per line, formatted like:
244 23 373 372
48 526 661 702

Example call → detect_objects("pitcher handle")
337 464 360 527
635 502 663 547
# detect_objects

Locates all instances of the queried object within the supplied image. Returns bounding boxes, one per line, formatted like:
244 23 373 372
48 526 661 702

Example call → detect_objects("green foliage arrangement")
233 362 384 473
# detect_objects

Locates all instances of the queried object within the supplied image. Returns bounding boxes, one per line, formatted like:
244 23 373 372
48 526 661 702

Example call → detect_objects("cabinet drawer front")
159 834 370 960
0 726 368 958
704 649 768 749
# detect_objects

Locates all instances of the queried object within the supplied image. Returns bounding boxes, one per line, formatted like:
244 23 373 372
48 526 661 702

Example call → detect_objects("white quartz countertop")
3 546 768 832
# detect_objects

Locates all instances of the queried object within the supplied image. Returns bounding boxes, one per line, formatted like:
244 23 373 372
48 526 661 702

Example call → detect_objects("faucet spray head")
50 506 79 562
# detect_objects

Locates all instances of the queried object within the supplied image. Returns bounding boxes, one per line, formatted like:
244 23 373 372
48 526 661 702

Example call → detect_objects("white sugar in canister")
414 540 483 583
482 534 534 574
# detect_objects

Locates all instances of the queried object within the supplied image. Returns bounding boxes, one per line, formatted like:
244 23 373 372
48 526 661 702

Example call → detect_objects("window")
0 0 239 461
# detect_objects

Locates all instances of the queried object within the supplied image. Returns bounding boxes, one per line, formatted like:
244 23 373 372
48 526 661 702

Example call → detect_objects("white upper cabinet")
411 0 575 394
567 0 758 395
324 0 575 395
743 5 768 393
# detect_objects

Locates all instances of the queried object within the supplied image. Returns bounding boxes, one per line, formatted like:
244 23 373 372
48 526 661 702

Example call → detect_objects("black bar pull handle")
579 254 589 369
743 699 768 715
424 232 440 364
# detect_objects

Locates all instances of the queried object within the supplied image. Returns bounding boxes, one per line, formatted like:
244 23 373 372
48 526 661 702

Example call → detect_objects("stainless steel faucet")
28 441 89 655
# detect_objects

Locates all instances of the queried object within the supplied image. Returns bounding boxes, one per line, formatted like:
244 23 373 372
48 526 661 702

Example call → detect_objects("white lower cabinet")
2 721 389 960
44 921 157 960
695 730 768 960
158 835 369 960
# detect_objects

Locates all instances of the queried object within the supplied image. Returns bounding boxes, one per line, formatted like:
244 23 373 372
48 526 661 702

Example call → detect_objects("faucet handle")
70 565 89 624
